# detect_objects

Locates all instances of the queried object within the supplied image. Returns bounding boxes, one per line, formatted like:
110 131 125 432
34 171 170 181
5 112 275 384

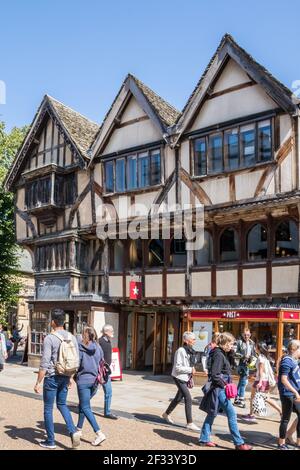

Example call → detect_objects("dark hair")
256 341 270 359
83 326 98 342
51 309 65 327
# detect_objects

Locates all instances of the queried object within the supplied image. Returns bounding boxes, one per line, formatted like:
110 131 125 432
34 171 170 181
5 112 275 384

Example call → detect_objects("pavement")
0 352 288 451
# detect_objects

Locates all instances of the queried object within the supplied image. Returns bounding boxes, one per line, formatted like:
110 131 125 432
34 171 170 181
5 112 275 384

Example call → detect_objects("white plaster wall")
167 273 185 297
235 170 264 200
92 310 119 349
17 188 25 210
165 146 175 178
78 191 92 226
16 213 27 240
65 146 72 166
109 276 123 298
191 271 211 296
145 274 163 297
213 59 251 93
272 265 299 293
243 268 266 295
280 153 293 193
181 181 190 207
200 178 229 205
94 163 102 187
216 270 238 296
121 96 147 122
280 114 292 143
191 85 277 131
181 140 190 172
103 120 161 155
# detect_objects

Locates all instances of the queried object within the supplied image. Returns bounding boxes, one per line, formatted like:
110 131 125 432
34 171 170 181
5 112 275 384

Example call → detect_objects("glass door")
135 313 147 369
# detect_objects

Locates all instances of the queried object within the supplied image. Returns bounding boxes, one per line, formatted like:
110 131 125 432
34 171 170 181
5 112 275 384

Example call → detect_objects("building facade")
5 34 300 370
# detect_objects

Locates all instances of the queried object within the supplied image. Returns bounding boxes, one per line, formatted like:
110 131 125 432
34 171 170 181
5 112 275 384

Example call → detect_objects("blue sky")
1 0 300 131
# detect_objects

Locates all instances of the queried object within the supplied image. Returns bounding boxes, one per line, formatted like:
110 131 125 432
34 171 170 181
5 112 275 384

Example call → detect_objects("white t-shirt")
255 354 269 381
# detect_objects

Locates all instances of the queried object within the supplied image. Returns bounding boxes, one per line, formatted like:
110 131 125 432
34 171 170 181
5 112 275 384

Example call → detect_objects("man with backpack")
34 309 81 449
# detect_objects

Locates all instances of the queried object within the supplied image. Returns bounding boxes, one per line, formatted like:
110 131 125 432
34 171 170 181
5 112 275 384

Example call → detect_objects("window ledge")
191 160 275 181
103 183 163 197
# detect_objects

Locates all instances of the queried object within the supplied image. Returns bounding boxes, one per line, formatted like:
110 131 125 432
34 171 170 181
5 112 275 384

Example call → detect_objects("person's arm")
281 375 300 401
257 361 265 389
34 337 52 394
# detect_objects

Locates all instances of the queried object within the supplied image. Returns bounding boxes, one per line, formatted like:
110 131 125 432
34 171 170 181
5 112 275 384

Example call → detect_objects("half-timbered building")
5 34 300 372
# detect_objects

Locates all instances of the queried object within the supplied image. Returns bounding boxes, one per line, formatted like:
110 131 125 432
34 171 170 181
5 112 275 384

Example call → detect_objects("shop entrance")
125 311 179 375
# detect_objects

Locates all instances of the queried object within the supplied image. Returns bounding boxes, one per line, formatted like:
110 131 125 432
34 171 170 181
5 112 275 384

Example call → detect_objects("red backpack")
95 358 111 385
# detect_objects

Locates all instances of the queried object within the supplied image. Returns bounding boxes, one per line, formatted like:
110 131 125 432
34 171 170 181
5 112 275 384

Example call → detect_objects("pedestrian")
162 331 200 431
75 326 106 446
243 341 281 423
34 309 81 449
0 323 8 373
202 332 220 375
234 328 256 408
11 324 24 356
199 332 252 450
277 339 300 450
99 324 118 420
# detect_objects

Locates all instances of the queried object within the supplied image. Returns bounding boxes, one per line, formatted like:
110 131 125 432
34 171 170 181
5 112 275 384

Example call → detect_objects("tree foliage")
0 121 29 321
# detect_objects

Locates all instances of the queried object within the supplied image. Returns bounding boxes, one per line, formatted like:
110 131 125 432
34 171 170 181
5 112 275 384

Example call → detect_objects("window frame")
191 117 273 177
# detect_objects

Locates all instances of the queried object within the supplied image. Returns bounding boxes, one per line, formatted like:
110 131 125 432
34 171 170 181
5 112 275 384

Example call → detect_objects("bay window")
192 117 272 176
104 148 161 193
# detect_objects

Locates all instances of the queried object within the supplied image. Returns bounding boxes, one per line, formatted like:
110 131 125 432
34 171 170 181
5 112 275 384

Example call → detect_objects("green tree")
0 121 29 323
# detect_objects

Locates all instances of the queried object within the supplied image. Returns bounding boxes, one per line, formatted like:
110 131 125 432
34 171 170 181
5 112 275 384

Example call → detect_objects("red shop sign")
130 281 142 300
189 310 279 320
282 311 300 321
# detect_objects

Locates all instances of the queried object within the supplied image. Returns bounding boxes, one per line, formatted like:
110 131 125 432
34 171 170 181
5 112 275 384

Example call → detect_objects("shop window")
105 161 114 193
225 128 239 170
194 137 207 176
30 311 50 355
148 239 164 267
116 158 126 192
247 224 268 261
275 220 298 258
258 120 272 162
194 231 213 265
249 322 278 361
220 228 239 262
170 238 187 267
127 155 137 190
209 133 223 173
129 239 143 269
241 123 255 166
283 323 297 350
111 240 125 271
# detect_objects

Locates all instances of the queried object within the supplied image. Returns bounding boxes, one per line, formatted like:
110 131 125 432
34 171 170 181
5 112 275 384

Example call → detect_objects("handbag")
252 391 267 416
187 375 194 389
225 382 238 399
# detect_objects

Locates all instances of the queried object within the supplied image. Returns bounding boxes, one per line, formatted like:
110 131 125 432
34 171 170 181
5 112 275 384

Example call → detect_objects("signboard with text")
110 347 122 380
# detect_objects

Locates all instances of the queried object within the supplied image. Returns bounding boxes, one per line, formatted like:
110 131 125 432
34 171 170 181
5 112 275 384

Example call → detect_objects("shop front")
183 308 300 373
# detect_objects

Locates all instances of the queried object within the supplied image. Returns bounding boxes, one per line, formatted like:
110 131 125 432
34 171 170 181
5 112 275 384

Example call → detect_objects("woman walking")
0 324 8 373
199 332 252 450
162 331 200 431
277 339 300 450
243 341 281 423
76 326 106 446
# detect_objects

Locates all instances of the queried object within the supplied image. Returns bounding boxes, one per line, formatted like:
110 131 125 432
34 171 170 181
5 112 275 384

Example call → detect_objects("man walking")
0 323 8 373
99 324 118 420
234 328 256 408
34 309 81 449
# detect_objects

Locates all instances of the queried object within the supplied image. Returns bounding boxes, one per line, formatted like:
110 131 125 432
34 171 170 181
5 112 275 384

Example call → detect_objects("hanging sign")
130 281 142 300
110 347 122 380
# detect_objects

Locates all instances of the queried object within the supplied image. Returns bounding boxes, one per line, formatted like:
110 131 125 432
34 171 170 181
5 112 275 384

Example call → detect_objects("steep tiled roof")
129 74 181 127
180 33 298 121
47 96 99 158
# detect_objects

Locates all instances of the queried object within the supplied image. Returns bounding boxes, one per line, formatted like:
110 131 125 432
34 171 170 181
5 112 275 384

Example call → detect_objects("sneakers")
199 441 217 447
104 413 118 420
71 431 81 449
92 431 106 446
186 422 201 432
162 412 174 424
242 414 258 423
76 428 83 438
235 443 253 451
234 398 246 408
39 440 56 449
277 444 291 450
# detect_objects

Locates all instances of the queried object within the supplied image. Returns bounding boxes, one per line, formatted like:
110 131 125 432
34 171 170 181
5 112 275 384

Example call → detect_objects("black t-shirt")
99 336 112 365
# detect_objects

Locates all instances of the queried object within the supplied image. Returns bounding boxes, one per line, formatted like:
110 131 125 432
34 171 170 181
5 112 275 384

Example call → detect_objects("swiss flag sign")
130 281 142 300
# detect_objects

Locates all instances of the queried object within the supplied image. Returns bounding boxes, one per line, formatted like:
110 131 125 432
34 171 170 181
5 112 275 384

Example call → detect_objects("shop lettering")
222 311 240 319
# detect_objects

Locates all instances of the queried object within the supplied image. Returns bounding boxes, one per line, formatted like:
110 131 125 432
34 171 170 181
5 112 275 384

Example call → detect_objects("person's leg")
77 384 100 433
176 381 193 424
265 397 281 414
165 378 184 416
77 386 85 431
56 376 77 436
292 402 300 445
199 414 215 443
102 376 113 416
43 377 57 445
249 387 256 415
218 389 244 446
279 395 293 445
286 418 298 444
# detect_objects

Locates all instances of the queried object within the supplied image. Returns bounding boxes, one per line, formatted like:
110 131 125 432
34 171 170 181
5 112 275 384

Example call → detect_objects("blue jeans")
43 375 76 445
77 383 100 433
102 376 112 415
237 364 249 399
200 389 244 446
